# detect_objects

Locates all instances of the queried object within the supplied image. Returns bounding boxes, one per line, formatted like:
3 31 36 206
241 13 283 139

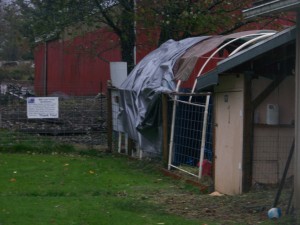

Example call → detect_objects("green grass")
0 152 214 225
0 130 76 154
0 131 296 224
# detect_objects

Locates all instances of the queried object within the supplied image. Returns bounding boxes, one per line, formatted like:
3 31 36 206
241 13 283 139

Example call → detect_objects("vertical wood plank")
106 83 113 152
162 93 169 166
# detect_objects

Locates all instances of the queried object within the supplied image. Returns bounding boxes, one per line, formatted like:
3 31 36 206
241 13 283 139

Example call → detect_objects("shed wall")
252 75 295 184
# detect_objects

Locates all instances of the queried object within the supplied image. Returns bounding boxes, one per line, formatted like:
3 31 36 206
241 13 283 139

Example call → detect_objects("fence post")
106 82 113 152
162 93 169 166
127 137 134 156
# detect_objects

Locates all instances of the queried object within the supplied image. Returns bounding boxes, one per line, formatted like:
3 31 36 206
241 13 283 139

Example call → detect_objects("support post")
243 75 254 192
294 11 300 218
162 93 169 166
198 95 210 179
106 83 113 153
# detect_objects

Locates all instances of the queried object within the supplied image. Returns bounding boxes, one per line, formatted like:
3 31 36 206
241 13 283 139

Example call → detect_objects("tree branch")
93 0 122 36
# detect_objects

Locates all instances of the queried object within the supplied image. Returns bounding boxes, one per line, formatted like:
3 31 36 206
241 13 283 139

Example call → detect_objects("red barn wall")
34 28 122 96
34 44 46 96
135 27 159 62
34 13 295 96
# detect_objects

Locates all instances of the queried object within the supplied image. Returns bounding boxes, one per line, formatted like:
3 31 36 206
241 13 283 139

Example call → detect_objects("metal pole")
106 83 113 152
198 95 210 179
162 93 169 166
168 82 182 170
167 95 177 170
43 41 48 96
294 11 300 216
273 139 294 207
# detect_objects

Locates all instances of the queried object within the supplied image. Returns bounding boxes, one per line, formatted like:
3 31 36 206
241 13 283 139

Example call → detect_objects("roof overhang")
195 26 296 92
243 0 300 19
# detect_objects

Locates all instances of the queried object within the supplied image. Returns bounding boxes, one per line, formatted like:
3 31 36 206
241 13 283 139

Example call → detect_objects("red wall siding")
34 14 295 96
135 27 159 62
34 28 122 96
34 44 46 96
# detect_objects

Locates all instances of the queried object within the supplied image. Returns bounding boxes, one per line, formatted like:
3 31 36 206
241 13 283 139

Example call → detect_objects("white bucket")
266 104 279 125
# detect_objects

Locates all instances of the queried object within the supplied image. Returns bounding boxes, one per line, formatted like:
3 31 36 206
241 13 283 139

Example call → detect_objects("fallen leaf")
89 170 95 174
209 191 224 196
10 178 16 182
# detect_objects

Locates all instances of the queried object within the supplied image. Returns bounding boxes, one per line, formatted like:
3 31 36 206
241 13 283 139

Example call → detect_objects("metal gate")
167 92 213 179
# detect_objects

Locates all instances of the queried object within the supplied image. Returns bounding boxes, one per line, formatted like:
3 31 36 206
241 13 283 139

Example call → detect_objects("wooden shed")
196 27 296 195
243 0 300 213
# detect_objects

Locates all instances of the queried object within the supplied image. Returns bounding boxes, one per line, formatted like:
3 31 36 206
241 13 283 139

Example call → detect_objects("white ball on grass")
267 207 281 219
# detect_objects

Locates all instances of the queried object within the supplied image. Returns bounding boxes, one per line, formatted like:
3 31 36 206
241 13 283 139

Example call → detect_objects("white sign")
27 97 59 119
0 84 7 94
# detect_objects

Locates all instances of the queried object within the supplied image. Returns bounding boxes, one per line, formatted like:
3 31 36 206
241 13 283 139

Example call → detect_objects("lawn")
0 146 296 225
0 152 215 225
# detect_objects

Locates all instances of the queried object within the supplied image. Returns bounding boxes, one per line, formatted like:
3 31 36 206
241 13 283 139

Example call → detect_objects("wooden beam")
106 84 113 153
162 93 169 166
252 75 286 109
243 76 254 192
294 12 300 216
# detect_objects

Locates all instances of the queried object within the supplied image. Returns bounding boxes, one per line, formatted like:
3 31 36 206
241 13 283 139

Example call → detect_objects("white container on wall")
109 62 127 88
266 104 279 125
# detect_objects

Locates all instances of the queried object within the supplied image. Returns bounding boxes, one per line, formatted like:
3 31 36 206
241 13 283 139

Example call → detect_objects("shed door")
214 91 243 195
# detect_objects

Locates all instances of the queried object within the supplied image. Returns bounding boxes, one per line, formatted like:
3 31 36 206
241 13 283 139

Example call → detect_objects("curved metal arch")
229 33 275 56
187 32 276 102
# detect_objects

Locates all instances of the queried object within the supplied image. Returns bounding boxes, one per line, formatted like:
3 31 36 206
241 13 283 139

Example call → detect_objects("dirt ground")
153 170 295 225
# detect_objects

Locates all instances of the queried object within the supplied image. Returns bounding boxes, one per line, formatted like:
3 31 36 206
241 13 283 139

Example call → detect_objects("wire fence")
167 92 214 179
0 83 107 150
253 134 294 185
108 88 214 170
252 134 295 215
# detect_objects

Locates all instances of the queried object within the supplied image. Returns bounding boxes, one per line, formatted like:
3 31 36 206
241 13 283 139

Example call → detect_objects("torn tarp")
118 36 210 155
174 30 274 82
